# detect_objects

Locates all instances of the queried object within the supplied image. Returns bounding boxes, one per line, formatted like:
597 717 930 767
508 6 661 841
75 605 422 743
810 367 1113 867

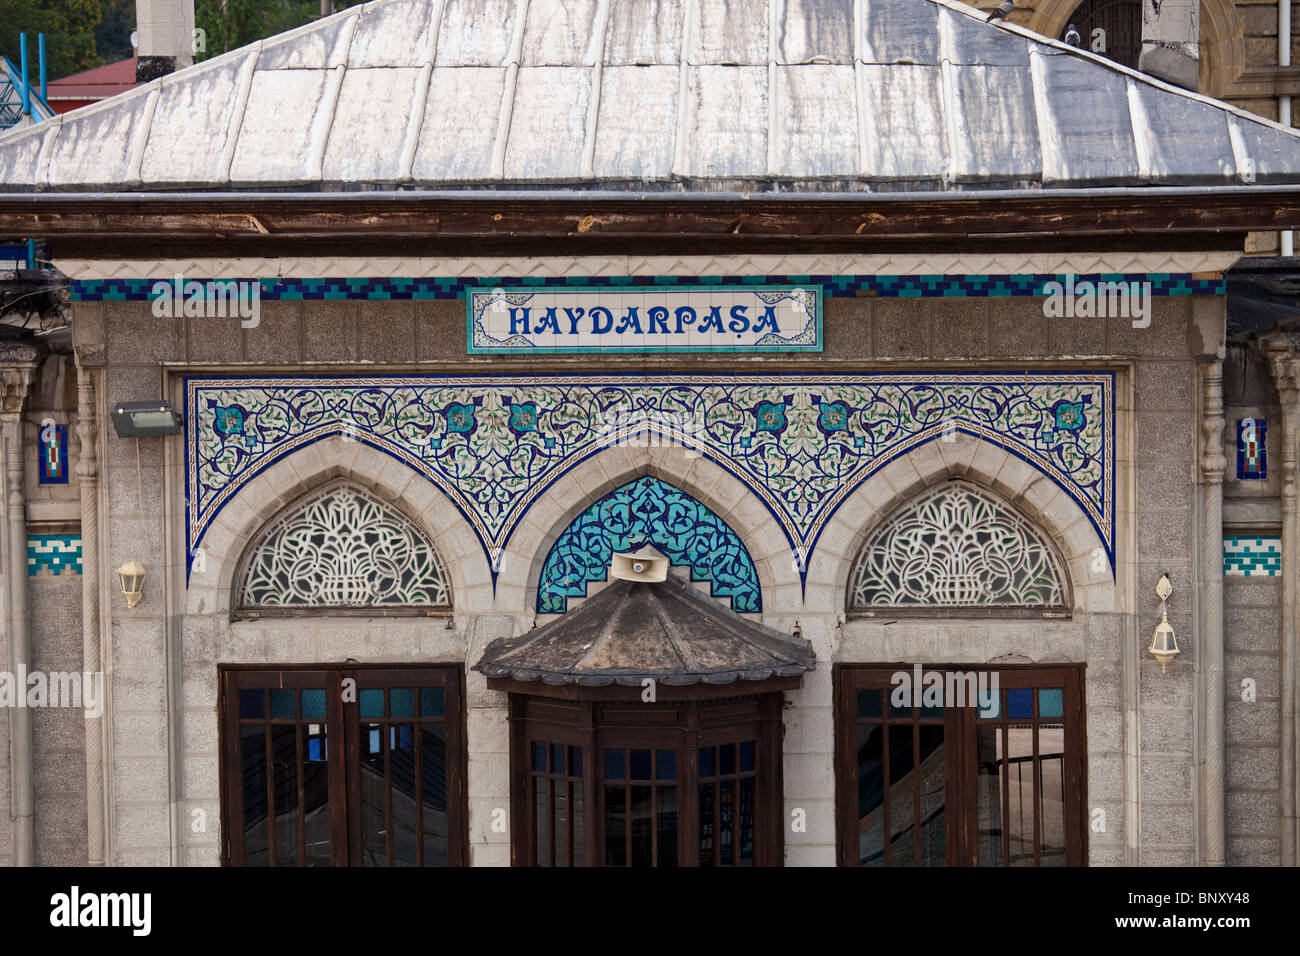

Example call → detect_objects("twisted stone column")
76 367 104 866
1200 358 1227 866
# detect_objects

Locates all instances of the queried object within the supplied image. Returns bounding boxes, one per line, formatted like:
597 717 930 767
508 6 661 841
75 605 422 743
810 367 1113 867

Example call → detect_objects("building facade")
1 0 1300 867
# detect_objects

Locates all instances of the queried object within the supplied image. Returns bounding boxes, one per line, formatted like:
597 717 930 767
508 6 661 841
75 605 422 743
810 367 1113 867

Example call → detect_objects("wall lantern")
111 400 183 438
1149 573 1178 673
116 560 147 608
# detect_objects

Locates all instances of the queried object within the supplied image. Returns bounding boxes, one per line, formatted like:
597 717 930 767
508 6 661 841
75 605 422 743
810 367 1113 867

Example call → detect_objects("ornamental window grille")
849 483 1068 612
237 485 450 612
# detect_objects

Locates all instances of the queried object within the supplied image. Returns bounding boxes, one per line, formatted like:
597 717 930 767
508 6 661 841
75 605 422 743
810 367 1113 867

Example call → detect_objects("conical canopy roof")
475 573 814 687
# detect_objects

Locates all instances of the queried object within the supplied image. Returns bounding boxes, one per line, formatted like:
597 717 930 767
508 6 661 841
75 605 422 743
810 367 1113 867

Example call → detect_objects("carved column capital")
0 345 40 418
1200 359 1227 484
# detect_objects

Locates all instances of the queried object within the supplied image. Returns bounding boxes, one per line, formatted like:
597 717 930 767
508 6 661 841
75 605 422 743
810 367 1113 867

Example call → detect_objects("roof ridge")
933 0 1300 140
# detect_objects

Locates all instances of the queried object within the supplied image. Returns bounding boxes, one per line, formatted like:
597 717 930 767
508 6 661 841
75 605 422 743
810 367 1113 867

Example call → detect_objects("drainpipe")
1283 0 1294 256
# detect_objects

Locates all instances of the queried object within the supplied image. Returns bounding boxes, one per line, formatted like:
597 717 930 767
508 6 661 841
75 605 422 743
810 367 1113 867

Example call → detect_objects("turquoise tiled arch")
536 476 761 614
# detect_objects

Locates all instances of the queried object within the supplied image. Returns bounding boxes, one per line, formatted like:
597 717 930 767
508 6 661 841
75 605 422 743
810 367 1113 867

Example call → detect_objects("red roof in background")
46 57 137 101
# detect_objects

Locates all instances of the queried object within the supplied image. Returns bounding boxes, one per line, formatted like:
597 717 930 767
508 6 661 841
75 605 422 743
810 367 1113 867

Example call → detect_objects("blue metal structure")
1 33 55 131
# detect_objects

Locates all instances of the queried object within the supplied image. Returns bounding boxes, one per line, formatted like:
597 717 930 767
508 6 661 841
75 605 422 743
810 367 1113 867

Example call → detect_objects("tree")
1 0 105 81
195 0 363 60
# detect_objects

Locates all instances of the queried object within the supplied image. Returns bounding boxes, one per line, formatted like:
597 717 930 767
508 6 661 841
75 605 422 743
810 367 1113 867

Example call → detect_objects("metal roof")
1 0 1299 193
474 574 816 687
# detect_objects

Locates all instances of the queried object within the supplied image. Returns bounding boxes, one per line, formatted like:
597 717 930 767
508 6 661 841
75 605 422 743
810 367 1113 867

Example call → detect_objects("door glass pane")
271 724 300 865
573 782 585 864
1006 724 1035 865
888 724 916 866
719 780 734 866
918 724 946 866
604 786 626 866
856 723 885 867
536 778 551 867
556 781 570 867
359 721 386 865
390 723 417 866
630 785 653 867
699 782 714 867
304 723 331 866
1039 723 1067 866
658 785 677 867
421 724 448 866
975 724 1004 866
738 776 754 866
240 723 269 866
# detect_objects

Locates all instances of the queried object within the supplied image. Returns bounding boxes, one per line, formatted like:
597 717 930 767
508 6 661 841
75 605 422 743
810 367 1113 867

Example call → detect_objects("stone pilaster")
1260 333 1300 867
1 344 39 866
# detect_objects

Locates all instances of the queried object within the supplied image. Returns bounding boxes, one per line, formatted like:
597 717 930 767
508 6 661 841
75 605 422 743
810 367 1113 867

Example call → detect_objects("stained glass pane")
240 486 450 609
301 689 326 719
240 689 264 719
270 689 296 719
1007 689 1034 720
360 689 384 718
850 484 1067 609
656 749 677 780
739 741 755 773
391 688 414 718
420 687 444 717
604 749 625 781
1038 688 1064 719
857 689 882 718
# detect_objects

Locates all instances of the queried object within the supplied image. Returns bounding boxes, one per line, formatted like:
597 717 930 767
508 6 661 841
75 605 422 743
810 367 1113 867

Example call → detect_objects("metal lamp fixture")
111 400 183 438
116 560 147 608
1149 573 1179 673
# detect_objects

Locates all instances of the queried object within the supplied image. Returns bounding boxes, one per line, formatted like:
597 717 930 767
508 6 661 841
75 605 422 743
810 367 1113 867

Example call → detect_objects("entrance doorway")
508 692 786 866
834 664 1087 866
219 665 467 866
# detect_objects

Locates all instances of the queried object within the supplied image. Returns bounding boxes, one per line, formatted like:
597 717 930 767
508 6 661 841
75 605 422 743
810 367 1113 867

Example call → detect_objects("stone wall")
38 265 1237 866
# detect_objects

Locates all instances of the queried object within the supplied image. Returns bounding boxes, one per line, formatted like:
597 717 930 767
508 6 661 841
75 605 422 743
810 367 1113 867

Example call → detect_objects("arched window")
236 484 450 614
848 482 1069 615
536 476 761 615
1061 0 1142 69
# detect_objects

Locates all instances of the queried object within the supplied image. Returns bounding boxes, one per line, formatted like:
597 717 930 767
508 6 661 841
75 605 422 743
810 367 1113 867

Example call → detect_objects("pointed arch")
235 481 452 613
536 475 762 614
848 481 1071 614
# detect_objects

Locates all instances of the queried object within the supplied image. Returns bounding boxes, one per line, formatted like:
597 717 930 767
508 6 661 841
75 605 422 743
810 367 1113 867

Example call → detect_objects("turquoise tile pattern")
69 273 1225 303
1224 536 1281 576
184 372 1116 593
27 534 82 576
